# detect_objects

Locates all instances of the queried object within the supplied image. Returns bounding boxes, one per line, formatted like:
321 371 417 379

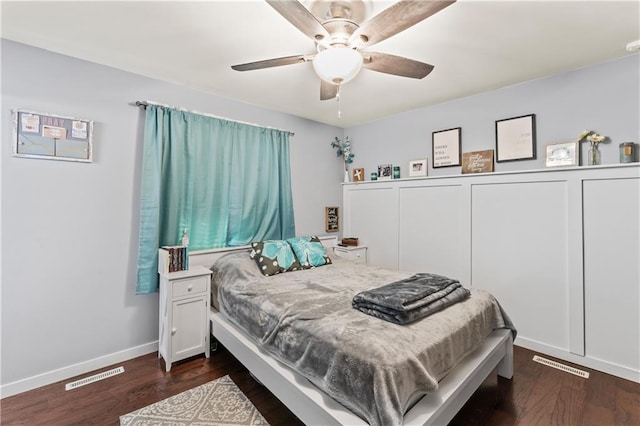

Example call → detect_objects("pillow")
286 236 332 269
250 240 301 276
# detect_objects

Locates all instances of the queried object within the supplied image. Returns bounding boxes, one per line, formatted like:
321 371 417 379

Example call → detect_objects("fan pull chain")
337 85 342 119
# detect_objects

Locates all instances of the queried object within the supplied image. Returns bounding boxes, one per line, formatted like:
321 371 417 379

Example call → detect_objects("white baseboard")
0 341 158 398
515 337 640 383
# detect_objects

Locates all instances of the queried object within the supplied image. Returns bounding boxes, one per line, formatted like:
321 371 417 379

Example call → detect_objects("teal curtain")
136 105 295 294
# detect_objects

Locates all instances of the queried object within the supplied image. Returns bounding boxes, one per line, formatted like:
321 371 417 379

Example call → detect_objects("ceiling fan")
231 0 456 101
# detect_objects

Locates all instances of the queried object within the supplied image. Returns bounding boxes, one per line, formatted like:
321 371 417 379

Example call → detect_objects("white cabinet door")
344 186 398 269
583 178 640 377
471 181 571 351
399 184 464 277
172 296 207 361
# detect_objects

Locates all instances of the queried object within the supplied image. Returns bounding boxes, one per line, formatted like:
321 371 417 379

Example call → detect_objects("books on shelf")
158 245 189 274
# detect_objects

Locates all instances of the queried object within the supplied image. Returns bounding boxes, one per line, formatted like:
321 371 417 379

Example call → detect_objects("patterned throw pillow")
250 240 301 276
286 236 332 269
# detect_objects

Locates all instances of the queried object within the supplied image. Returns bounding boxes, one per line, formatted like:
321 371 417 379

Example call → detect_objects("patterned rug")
120 375 269 425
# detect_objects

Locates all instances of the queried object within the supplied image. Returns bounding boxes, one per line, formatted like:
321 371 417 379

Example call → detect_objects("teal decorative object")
287 236 332 268
250 240 301 276
331 136 355 179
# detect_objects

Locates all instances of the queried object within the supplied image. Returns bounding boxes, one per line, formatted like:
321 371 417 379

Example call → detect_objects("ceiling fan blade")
266 0 331 46
320 80 338 100
231 54 313 71
350 0 456 49
362 52 434 79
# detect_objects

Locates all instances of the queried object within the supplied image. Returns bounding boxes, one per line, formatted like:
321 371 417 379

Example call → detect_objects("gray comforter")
212 253 515 426
352 273 470 324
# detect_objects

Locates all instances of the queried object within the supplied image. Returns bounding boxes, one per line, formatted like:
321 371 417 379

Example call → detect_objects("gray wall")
0 40 344 393
345 55 639 177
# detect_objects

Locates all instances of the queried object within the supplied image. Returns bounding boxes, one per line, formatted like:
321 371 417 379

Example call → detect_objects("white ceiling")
2 0 639 128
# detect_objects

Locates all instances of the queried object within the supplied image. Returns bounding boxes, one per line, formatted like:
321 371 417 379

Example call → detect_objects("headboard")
188 235 339 268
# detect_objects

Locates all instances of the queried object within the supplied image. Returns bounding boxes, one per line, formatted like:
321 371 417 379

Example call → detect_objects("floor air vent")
532 355 589 378
65 366 125 391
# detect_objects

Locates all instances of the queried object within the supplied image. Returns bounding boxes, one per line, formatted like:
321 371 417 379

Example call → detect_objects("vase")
344 169 350 183
588 143 600 166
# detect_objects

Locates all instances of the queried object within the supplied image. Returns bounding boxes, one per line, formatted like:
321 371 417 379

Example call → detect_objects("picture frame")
432 127 461 168
545 142 579 167
352 167 365 182
408 159 428 177
462 149 494 174
377 164 393 180
325 206 339 233
12 109 94 163
495 114 536 162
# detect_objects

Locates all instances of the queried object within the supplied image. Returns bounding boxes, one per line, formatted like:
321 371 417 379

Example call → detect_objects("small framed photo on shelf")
377 164 393 180
352 167 365 182
408 159 428 177
462 149 494 174
325 206 339 232
432 127 461 168
495 114 536 162
545 142 579 167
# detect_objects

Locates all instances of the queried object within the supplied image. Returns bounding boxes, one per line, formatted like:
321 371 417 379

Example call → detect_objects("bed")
197 237 515 425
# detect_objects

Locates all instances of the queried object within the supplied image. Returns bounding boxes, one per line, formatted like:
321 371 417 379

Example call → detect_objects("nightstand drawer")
334 246 367 264
172 275 208 297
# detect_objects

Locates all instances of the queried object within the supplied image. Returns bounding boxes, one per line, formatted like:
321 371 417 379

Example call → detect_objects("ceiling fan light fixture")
313 46 363 85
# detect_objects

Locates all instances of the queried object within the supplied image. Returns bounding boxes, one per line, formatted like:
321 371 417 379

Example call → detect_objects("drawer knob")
187 285 193 291
171 327 177 335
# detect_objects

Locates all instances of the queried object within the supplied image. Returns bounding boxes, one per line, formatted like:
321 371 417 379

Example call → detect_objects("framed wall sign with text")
495 114 536 163
432 127 461 168
325 206 339 233
462 149 494 174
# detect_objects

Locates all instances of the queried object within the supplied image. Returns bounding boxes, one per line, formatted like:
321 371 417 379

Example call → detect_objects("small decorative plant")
577 130 607 165
331 136 355 171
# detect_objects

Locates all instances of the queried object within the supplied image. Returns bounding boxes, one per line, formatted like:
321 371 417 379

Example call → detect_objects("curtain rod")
133 100 295 136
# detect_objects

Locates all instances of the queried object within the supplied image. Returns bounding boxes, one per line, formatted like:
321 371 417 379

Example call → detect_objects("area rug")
120 375 269 425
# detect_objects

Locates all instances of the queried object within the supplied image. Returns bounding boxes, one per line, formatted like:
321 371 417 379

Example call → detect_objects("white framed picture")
12 109 94 163
545 142 578 167
408 159 428 177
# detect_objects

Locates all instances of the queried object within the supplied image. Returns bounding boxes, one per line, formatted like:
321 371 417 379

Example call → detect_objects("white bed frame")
191 236 514 425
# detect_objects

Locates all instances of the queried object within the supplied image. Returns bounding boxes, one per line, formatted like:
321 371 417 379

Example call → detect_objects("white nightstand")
333 245 368 264
158 265 212 372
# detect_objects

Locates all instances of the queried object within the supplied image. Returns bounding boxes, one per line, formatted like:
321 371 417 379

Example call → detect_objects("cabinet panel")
345 186 398 269
399 185 463 277
172 297 207 360
583 178 640 372
471 181 570 350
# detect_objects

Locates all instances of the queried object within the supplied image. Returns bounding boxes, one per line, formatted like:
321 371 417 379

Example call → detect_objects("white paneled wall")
472 181 572 354
343 185 398 270
583 178 640 377
398 185 466 279
343 164 640 382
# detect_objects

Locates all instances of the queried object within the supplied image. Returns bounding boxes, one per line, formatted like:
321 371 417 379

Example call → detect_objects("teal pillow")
250 240 301 276
287 236 332 269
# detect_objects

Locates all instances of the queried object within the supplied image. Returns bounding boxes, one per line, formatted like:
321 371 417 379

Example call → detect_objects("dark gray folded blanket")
352 273 471 324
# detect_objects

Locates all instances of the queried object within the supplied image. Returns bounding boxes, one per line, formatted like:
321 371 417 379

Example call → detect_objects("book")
158 245 189 274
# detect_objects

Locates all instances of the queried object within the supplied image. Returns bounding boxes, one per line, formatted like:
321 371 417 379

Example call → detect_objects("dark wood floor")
2 344 638 425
